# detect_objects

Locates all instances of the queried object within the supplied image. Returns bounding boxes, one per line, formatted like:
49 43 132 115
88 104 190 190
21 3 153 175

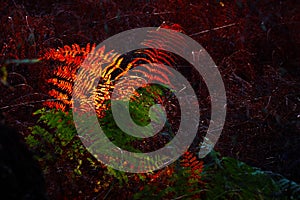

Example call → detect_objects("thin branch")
172 189 208 200
100 11 175 25
0 98 64 110
189 23 237 37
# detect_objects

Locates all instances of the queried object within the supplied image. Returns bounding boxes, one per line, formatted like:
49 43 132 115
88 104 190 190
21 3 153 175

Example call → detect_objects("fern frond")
181 151 204 182
42 43 95 63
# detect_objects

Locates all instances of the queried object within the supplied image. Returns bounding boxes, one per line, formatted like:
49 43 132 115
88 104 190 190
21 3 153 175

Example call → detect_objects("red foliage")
1 0 299 198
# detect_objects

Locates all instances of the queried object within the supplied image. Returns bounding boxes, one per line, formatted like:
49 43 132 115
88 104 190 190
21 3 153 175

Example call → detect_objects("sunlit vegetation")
0 0 299 199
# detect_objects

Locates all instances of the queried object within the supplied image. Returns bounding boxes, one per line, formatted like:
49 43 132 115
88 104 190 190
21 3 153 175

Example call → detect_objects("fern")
26 108 91 176
181 151 204 185
42 43 95 65
133 162 205 200
40 25 183 117
264 171 300 199
202 151 300 200
36 24 209 196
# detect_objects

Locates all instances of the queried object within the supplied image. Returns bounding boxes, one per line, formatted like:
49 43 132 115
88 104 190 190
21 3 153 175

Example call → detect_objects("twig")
0 98 64 111
189 23 236 37
172 189 208 200
103 179 116 200
101 11 175 25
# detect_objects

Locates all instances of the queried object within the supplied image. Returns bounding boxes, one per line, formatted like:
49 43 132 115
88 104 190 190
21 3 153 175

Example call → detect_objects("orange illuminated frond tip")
43 101 67 111
159 22 185 33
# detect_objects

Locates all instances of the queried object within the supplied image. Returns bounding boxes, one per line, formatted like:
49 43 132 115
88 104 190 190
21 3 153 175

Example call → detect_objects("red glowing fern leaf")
41 43 120 114
41 22 188 115
142 24 188 58
181 151 204 182
42 43 95 65
159 22 185 33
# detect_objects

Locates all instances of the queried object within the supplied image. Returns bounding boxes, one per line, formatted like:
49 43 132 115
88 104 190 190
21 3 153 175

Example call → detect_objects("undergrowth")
25 99 300 199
